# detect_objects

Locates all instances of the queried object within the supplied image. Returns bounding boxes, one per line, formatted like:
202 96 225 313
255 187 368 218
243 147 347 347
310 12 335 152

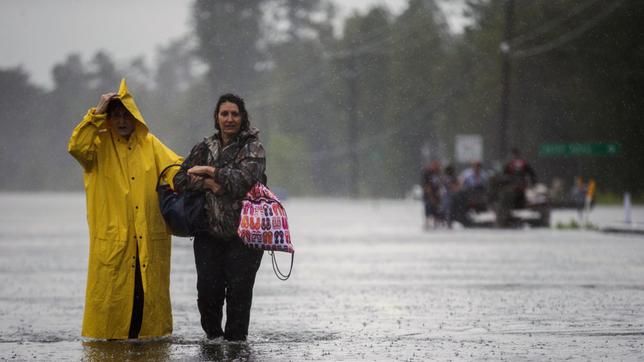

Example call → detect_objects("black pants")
128 252 144 339
194 234 263 341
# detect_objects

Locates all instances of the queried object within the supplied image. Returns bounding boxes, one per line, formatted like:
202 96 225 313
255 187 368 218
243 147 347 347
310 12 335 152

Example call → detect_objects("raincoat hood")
114 78 148 135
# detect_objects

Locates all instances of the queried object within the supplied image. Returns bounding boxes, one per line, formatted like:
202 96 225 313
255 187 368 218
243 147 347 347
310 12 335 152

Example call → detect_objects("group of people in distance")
68 79 265 342
422 148 537 229
422 160 487 229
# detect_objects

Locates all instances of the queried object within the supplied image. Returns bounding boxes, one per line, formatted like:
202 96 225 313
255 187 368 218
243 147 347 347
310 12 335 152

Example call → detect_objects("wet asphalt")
1 193 643 361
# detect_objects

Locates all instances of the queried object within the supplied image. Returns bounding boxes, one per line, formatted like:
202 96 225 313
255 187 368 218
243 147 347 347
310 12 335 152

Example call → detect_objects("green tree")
48 54 96 190
253 0 339 195
0 67 45 189
338 7 394 196
384 0 450 196
192 0 265 96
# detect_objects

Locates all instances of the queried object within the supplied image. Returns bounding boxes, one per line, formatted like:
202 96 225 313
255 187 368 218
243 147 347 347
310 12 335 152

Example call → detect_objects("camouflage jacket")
174 127 266 239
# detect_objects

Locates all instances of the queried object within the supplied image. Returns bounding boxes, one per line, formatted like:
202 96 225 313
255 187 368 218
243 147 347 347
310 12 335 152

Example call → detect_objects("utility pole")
347 51 359 198
499 0 514 163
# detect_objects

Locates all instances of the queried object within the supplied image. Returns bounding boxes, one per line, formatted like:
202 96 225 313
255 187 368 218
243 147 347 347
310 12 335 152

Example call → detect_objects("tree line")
1 0 642 198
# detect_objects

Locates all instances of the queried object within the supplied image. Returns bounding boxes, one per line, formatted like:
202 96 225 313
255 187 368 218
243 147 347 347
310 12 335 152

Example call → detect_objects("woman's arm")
173 142 209 193
67 109 107 172
214 141 266 198
67 93 118 172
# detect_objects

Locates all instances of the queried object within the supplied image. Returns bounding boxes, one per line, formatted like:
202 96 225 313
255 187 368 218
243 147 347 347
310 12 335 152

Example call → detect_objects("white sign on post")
455 134 483 163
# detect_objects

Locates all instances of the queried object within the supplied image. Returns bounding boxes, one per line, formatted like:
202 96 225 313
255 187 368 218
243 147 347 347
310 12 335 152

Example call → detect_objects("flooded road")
1 193 644 360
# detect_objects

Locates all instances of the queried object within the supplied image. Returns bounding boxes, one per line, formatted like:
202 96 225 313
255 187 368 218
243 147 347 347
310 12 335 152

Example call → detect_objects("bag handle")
157 163 184 189
271 251 293 281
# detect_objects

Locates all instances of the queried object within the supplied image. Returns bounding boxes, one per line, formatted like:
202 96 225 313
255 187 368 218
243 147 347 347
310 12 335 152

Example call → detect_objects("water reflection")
82 339 171 362
199 341 256 361
81 338 257 361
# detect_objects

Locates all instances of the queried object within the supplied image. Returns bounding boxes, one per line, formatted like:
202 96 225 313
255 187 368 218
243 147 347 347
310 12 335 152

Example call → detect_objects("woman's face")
107 104 135 139
217 101 242 138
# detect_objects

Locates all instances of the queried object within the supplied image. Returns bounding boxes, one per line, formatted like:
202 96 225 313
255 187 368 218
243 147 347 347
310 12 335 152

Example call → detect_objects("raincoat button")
128 147 132 150
135 206 139 210
131 176 135 180
142 264 146 268
132 256 135 259
132 264 135 268
139 236 143 239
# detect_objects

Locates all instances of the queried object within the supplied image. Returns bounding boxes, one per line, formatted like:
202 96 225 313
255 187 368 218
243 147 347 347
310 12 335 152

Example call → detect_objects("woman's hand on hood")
95 92 118 114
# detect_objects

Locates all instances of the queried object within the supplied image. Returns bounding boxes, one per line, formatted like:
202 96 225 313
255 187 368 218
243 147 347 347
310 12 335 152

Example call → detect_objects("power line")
247 20 398 108
249 16 442 110
509 0 603 48
306 59 494 163
248 29 396 109
248 63 330 109
246 3 449 111
511 0 624 59
324 17 439 60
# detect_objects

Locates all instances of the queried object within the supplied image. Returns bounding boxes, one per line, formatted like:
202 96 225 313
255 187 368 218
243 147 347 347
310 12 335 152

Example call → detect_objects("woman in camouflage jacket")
173 93 265 341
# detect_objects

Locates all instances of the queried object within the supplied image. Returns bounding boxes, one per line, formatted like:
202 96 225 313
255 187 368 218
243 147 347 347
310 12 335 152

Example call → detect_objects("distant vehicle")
451 174 551 228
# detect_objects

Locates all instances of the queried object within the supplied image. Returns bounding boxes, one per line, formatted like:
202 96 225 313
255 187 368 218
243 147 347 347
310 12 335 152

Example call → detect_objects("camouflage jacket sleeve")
214 140 266 199
173 141 209 193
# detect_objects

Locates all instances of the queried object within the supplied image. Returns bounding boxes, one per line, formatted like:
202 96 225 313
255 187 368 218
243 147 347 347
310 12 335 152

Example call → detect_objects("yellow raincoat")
68 79 182 339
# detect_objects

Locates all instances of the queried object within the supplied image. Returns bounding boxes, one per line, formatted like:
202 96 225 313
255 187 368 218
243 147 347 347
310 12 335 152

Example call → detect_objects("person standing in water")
174 93 266 341
68 79 182 339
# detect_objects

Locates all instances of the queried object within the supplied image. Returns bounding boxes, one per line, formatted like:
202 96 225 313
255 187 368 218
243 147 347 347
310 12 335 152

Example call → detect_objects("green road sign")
539 143 621 157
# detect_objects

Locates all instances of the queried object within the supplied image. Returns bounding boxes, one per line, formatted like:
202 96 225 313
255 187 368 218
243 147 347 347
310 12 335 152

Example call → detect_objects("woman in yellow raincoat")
68 79 182 339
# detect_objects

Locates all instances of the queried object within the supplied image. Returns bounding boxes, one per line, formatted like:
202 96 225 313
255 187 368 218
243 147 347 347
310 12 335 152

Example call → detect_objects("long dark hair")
213 93 249 132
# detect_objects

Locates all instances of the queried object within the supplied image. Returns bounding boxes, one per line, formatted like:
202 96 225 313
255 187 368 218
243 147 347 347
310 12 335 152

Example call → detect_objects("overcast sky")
0 0 465 89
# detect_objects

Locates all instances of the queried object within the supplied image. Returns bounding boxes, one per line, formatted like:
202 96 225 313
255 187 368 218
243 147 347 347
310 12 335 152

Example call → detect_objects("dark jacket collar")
211 127 260 147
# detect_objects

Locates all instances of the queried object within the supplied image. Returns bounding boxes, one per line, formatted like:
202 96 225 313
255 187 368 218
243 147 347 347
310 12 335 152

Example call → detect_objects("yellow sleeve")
67 108 107 172
151 134 184 189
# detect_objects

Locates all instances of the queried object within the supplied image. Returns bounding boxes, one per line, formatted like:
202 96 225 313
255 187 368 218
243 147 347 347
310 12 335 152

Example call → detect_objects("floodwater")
1 193 643 361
